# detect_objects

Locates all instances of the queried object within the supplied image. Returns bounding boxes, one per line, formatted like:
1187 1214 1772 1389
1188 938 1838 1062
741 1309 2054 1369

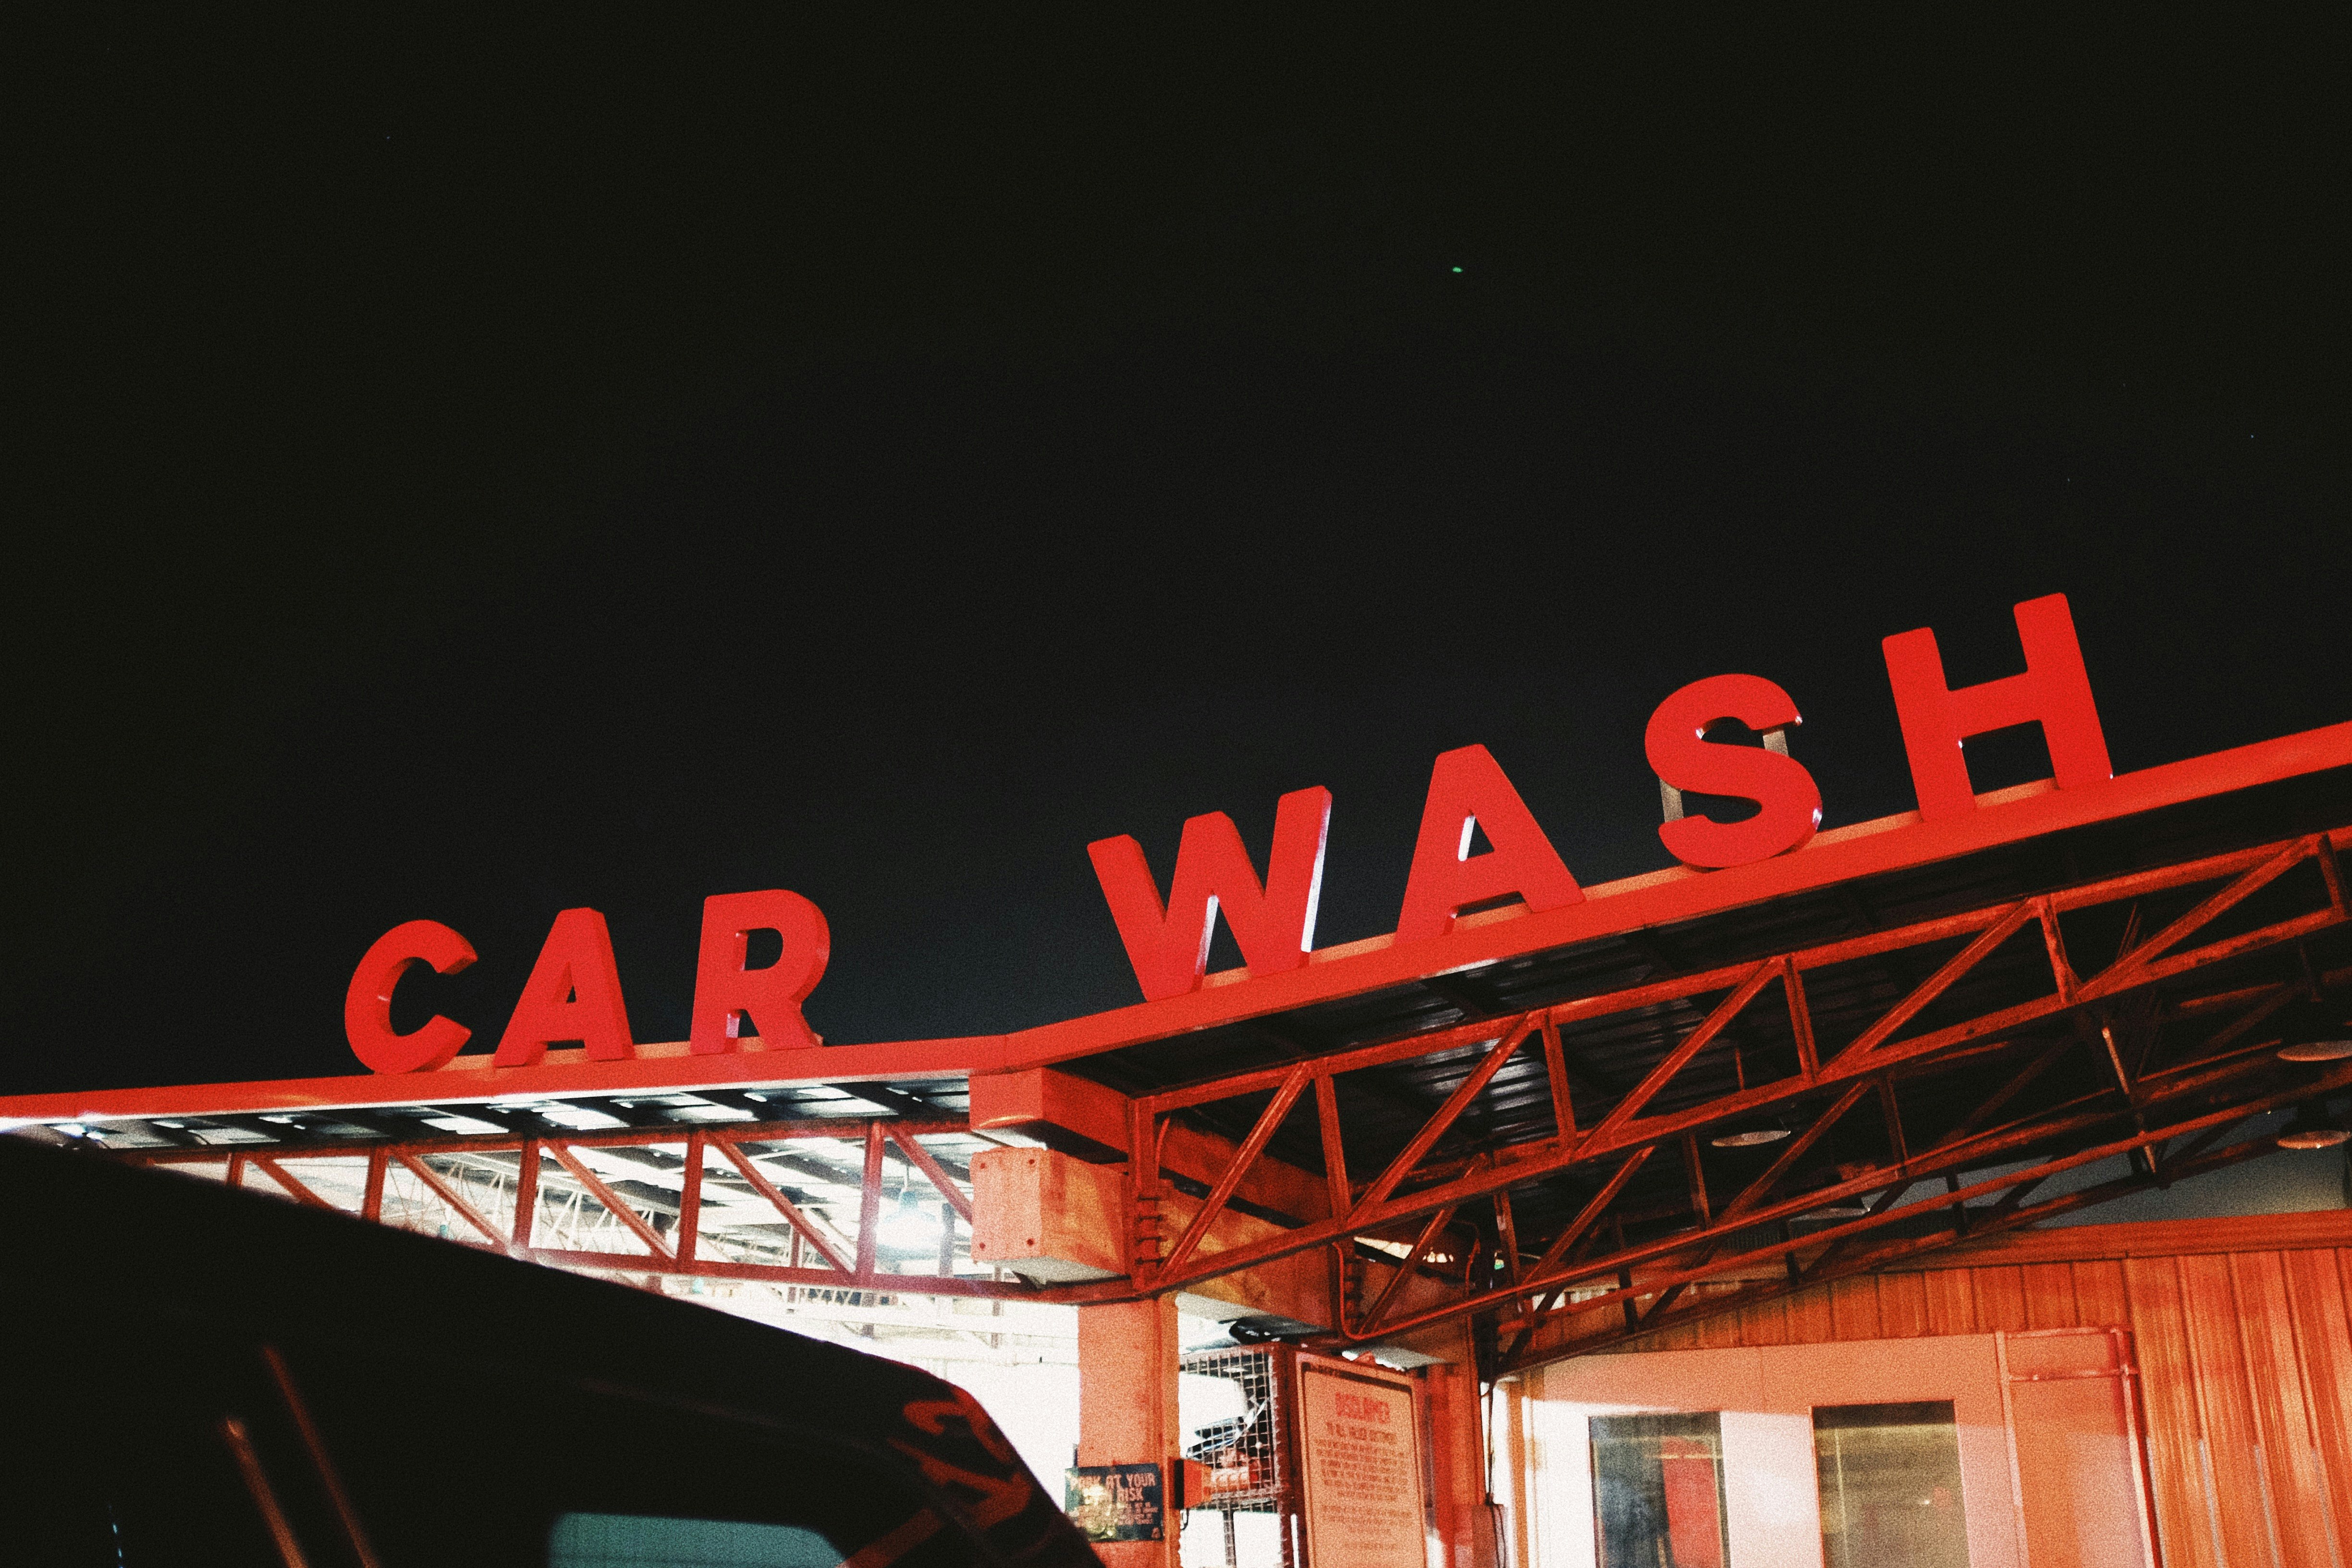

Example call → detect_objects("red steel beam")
1361 1021 1537 1206
16 719 2351 1127
1315 1073 1352 1215
543 1142 673 1261
1511 1124 2297 1370
705 1135 857 1274
886 1127 976 1225
110 1118 972 1166
512 1139 540 1251
1108 827 2351 1300
1585 964 1778 1144
1498 1151 1654 1361
389 1150 504 1247
1352 1202 1460 1336
1378 1055 2352 1349
247 1155 335 1211
855 1123 885 1279
675 1129 704 1268
1154 1065 1311 1280
524 1247 1013 1298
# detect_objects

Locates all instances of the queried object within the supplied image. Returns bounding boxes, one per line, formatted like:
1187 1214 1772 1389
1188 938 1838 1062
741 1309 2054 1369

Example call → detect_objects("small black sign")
1065 1462 1165 1543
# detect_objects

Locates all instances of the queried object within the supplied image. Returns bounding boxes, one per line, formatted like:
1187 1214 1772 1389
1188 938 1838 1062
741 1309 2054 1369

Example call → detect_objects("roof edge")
12 718 2352 1122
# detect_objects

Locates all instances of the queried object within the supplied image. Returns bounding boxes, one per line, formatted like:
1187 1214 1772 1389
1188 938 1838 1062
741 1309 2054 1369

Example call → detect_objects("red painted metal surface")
11 678 2352 1407
16 716 2352 1125
494 907 637 1065
688 888 830 1054
1394 743 1584 942
125 1115 1030 1301
1090 821 2352 1347
1884 592 2112 821
1645 673 1820 868
343 919 478 1073
1089 785 1332 1000
99 808 2322 1336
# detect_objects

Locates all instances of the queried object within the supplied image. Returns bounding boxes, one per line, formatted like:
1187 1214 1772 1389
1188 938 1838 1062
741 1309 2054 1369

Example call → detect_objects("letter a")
494 907 637 1066
1089 786 1332 1001
1395 745 1582 943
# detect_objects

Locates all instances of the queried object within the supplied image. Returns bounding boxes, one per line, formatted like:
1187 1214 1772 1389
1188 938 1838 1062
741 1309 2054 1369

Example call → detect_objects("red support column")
1394 1319 1494 1568
678 1130 704 1268
857 1123 885 1282
1423 1359 1496 1568
1077 1298 1180 1568
512 1138 540 1253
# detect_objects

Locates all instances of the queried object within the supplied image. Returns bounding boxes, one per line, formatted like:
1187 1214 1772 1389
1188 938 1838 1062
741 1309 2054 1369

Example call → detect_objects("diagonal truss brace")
1111 827 2352 1305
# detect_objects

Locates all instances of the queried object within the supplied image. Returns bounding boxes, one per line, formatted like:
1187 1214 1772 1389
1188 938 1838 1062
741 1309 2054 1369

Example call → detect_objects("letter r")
689 890 831 1053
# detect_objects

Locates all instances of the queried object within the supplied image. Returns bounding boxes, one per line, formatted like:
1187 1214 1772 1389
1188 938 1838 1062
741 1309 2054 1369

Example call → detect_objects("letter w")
1088 787 1332 1001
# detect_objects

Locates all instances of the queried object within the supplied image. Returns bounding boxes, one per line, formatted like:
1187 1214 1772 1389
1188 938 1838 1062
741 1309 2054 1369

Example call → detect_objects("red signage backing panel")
10 713 2352 1125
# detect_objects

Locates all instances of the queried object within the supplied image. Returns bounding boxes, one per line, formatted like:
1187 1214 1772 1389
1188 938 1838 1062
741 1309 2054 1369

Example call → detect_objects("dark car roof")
7 1135 927 1406
4 1142 1105 1568
9 1133 1110 1561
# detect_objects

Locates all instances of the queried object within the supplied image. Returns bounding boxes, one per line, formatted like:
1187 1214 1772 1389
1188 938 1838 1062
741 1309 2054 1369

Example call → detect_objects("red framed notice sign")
1296 1354 1428 1568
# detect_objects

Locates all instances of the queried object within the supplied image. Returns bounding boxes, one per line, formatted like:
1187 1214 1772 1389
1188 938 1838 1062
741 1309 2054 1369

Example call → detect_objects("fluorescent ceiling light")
1709 1128 1790 1148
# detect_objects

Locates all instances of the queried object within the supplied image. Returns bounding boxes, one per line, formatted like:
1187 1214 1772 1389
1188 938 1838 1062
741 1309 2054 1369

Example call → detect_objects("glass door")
1813 1402 1971 1568
1589 1412 1729 1568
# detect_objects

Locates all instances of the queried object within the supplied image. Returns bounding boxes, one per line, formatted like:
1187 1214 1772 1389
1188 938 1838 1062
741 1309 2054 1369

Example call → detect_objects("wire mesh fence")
1180 1345 1296 1568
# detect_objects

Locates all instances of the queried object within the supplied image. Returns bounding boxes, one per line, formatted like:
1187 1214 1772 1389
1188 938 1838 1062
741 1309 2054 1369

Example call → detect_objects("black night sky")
9 14 2346 1096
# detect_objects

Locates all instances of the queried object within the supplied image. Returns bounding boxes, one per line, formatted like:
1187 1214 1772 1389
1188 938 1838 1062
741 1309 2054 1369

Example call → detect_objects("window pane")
1813 1402 1969 1568
549 1512 840 1567
1589 1413 1729 1568
285 1348 955 1568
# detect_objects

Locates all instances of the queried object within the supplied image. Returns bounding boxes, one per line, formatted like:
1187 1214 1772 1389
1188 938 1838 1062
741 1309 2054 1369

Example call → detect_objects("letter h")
1882 593 2113 821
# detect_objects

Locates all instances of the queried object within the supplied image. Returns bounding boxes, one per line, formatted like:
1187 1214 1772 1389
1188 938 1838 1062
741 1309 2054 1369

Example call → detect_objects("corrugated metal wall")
1532 1212 2352 1568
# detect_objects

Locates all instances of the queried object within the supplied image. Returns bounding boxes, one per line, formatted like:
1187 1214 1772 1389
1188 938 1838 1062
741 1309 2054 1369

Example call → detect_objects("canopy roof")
11 720 2352 1370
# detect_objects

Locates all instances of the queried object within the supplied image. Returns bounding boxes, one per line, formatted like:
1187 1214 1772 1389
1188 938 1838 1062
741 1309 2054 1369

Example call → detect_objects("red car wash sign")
347 594 2111 1074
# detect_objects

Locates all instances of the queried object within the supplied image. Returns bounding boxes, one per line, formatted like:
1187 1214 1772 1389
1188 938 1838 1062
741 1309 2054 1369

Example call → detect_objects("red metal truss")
72 818 2352 1353
16 719 2352 1129
1104 825 2352 1349
122 1117 1032 1302
27 729 2352 1378
1470 1055 2352 1370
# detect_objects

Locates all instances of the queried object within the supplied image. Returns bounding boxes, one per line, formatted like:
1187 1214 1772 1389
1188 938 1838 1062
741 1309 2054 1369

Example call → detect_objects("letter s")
1645 674 1822 869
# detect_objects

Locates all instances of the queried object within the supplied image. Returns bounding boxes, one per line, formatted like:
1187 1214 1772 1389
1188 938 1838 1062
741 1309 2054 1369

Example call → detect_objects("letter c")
345 919 477 1073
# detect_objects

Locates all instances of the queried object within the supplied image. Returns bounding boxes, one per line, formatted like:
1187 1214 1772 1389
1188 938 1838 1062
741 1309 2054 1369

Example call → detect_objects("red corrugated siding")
2284 1249 2352 1563
1560 1212 2352 1568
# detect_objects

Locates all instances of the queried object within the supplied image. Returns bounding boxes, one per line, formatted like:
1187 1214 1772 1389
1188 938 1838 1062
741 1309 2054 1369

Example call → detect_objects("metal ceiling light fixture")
1709 1127 1791 1148
875 1165 945 1251
2277 1038 2352 1062
2276 1103 2350 1151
